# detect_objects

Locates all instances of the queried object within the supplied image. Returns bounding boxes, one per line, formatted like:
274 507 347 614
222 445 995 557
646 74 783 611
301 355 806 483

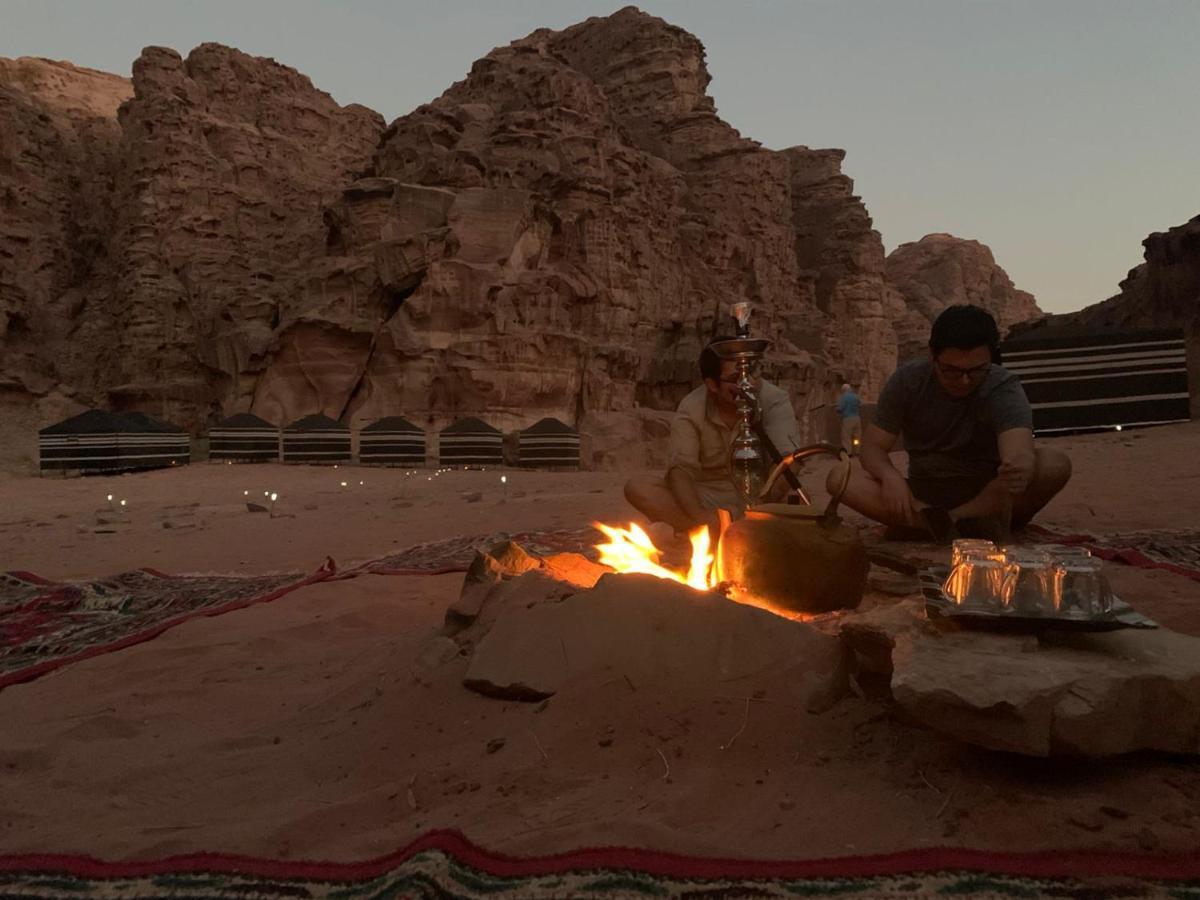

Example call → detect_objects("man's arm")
860 424 921 522
996 427 1035 494
666 466 717 528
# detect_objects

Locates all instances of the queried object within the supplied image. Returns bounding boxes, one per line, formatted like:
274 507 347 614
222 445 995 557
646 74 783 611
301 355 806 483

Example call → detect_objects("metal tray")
919 565 1157 632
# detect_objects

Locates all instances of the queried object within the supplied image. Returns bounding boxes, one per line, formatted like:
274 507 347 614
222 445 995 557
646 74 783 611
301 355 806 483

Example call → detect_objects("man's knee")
1035 447 1072 492
624 475 657 507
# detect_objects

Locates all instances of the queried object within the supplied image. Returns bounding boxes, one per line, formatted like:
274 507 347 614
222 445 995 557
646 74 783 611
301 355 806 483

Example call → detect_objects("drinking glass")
944 550 1005 611
1000 549 1057 616
952 539 996 569
1054 556 1113 618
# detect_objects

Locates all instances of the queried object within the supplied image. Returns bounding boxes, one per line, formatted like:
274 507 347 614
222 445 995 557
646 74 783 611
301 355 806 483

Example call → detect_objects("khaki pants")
840 416 862 455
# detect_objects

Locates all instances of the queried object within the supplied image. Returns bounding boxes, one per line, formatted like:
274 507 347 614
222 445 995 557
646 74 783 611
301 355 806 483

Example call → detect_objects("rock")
485 737 506 754
542 552 608 589
886 233 1042 360
1015 214 1200 418
486 541 543 577
840 598 1200 757
415 636 461 670
246 502 268 513
1 10 1047 475
463 572 848 708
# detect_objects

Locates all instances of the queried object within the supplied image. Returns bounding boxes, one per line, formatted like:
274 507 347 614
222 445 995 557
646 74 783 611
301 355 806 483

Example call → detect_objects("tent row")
1000 327 1190 435
40 411 581 473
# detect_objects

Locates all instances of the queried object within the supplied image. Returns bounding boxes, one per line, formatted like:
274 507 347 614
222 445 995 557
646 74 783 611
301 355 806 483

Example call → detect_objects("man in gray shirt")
831 305 1071 541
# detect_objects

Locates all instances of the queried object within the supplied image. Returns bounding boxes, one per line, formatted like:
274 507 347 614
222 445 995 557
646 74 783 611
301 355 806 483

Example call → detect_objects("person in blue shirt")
836 383 862 456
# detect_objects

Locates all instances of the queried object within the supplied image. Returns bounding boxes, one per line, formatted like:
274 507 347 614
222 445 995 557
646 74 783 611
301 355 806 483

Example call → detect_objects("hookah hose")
752 421 808 503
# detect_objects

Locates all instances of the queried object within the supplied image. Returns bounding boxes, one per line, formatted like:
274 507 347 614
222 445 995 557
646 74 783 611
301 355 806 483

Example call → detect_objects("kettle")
714 443 868 617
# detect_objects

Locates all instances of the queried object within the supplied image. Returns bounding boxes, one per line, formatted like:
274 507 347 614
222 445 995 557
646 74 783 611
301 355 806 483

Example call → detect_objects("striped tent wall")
40 410 189 474
360 417 426 466
281 414 352 464
517 418 581 469
1001 328 1190 434
438 417 503 467
209 413 280 462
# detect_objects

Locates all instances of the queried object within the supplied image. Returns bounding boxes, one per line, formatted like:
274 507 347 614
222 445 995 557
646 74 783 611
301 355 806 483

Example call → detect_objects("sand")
1 422 1199 862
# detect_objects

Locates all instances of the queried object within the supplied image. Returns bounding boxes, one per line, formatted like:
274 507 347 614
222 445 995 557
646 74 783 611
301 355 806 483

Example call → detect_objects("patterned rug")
0 561 335 691
2 832 1199 898
1026 525 1200 583
349 526 602 575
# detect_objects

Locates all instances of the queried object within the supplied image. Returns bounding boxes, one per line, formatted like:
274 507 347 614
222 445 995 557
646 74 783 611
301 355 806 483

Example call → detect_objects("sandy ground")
1 423 1199 863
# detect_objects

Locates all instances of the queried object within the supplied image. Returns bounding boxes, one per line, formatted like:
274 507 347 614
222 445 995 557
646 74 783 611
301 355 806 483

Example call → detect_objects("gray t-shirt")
874 359 1032 481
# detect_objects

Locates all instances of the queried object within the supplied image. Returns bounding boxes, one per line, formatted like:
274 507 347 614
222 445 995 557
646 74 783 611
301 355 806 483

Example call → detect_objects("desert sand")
1 422 1199 864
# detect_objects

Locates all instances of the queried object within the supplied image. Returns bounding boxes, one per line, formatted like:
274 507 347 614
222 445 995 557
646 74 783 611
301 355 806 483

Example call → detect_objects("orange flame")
593 522 717 591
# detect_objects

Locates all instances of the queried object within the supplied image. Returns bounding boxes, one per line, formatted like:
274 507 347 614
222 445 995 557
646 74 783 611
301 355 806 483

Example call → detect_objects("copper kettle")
714 444 868 617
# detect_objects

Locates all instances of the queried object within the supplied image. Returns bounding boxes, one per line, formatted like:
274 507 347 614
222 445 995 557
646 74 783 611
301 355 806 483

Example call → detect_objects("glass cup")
944 550 1005 612
1000 549 1057 616
1054 556 1113 618
952 539 997 569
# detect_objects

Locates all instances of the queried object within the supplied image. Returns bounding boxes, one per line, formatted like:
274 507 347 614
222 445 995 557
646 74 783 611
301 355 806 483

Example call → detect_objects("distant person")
830 305 1071 542
625 337 800 536
836 383 862 455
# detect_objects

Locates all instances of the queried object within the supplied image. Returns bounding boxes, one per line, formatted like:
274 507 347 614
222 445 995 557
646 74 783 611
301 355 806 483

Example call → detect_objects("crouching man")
830 305 1071 542
625 337 800 537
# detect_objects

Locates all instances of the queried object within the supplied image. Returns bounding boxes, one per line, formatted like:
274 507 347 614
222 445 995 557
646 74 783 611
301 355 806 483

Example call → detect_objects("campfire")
593 522 717 592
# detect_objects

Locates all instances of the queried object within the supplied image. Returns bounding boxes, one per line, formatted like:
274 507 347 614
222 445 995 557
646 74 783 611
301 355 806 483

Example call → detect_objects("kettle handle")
758 442 852 525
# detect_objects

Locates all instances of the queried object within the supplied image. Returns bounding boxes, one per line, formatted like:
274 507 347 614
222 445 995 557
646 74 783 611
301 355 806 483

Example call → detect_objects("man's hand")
880 471 920 525
998 457 1034 495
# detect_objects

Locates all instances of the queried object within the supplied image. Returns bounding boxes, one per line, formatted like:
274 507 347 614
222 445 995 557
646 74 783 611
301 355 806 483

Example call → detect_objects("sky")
3 0 1198 314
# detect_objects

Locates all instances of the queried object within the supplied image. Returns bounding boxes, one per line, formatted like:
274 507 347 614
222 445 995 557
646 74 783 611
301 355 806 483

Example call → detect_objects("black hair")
929 305 1000 356
700 336 737 382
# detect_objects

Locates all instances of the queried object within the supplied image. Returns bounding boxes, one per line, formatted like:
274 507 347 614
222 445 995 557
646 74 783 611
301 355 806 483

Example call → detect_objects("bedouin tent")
517 417 580 469
1001 327 1190 435
359 416 426 467
208 412 280 463
437 417 503 467
281 414 351 464
39 409 190 474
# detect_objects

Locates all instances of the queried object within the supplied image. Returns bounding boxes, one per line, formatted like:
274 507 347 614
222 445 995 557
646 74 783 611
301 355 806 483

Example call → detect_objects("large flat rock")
842 599 1200 757
464 572 847 710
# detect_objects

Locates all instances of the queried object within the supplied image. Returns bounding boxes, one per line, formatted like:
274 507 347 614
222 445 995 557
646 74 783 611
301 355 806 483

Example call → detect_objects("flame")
594 522 716 591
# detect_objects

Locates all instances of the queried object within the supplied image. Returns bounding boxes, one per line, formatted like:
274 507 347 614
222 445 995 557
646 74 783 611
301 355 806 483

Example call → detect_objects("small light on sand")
334 464 339 469
264 490 270 497
269 492 278 517
1115 425 1123 432
340 481 348 488
270 492 278 502
501 475 507 484
359 480 364 486
106 493 113 502
501 474 508 501
120 499 127 508
244 490 249 496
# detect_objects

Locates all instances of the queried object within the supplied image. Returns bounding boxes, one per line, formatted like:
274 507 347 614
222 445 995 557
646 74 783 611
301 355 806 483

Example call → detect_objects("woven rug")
350 526 602 575
0 561 334 691
2 832 1199 899
1027 525 1200 583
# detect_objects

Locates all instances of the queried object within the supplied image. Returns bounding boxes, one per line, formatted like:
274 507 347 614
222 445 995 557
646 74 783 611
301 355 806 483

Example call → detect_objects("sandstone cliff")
885 233 1042 361
0 9 1044 472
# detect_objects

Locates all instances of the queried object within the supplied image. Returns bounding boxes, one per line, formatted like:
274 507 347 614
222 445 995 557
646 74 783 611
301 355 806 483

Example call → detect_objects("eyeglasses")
935 360 990 381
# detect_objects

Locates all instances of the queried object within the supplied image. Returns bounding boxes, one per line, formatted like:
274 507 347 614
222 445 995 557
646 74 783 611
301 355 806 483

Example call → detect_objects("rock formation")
0 9 1044 472
0 58 131 466
886 233 1042 362
1014 215 1200 417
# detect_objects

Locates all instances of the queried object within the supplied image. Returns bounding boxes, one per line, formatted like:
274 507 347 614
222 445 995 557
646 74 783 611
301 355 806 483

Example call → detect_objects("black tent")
39 409 190 474
281 414 351 464
438 417 503 467
1002 327 1190 434
209 413 280 463
359 416 426 466
517 417 580 469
